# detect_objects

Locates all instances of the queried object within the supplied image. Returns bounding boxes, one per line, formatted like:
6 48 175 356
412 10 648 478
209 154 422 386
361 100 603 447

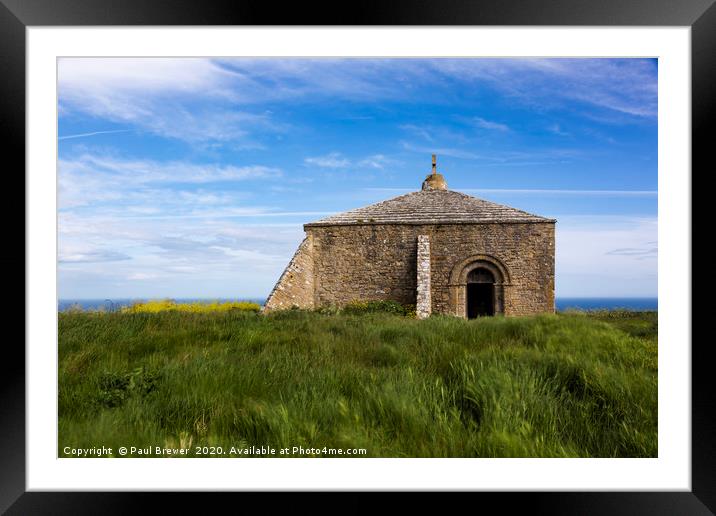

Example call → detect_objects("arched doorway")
467 268 495 318
448 254 510 318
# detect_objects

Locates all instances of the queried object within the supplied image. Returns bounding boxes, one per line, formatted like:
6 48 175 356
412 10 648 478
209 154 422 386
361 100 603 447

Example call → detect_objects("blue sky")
57 58 657 299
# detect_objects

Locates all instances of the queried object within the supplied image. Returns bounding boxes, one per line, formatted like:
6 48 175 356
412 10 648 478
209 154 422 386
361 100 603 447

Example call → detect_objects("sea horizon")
58 297 658 312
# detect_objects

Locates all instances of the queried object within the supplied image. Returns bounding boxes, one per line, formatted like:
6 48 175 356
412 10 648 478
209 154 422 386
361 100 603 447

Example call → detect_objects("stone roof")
304 189 556 227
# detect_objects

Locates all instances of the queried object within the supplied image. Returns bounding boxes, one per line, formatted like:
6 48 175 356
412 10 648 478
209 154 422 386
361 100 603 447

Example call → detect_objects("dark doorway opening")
467 284 494 318
467 267 495 318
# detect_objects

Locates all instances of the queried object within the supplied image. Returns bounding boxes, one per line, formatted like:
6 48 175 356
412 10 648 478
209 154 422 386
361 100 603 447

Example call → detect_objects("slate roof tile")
305 189 555 227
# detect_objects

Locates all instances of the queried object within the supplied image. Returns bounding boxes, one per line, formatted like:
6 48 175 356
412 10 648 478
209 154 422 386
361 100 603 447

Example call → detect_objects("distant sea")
58 297 658 312
555 298 657 311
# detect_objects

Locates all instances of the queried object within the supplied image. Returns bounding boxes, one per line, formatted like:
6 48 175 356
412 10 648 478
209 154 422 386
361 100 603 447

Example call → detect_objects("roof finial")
422 154 448 191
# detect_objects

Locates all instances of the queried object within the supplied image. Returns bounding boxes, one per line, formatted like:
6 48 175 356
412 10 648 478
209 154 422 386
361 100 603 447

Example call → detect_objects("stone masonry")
264 157 556 317
416 235 431 319
263 236 314 310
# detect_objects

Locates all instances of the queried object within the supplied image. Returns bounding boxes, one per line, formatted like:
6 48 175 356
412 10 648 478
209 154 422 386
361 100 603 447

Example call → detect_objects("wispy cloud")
358 154 397 170
117 210 334 220
59 212 309 298
58 57 657 151
399 124 435 142
304 152 398 170
58 58 285 145
460 189 657 196
127 272 159 281
606 246 658 258
60 153 280 191
58 129 131 140
547 124 570 137
399 141 579 164
556 216 657 296
365 187 657 197
430 58 657 121
58 58 238 96
399 141 482 160
471 117 509 132
58 153 283 216
59 249 132 263
304 152 350 168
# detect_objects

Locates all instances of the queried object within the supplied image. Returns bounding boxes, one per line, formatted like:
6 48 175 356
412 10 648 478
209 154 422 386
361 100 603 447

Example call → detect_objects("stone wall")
306 222 555 316
263 236 315 311
416 234 431 319
308 225 418 308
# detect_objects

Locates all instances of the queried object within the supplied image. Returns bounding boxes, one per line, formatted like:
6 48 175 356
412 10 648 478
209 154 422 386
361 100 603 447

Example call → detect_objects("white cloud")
399 141 482 160
304 152 399 171
606 247 658 258
57 150 324 298
547 124 570 137
400 140 580 165
58 129 131 140
304 152 351 168
58 58 283 144
459 188 656 196
357 154 397 170
58 58 238 97
399 124 435 142
472 117 510 132
59 248 131 263
58 154 282 210
59 215 308 299
430 58 657 120
555 215 657 297
127 273 158 281
58 58 656 148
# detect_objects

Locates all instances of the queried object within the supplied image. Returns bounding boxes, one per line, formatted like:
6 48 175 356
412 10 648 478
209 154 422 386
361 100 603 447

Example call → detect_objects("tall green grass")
58 310 657 457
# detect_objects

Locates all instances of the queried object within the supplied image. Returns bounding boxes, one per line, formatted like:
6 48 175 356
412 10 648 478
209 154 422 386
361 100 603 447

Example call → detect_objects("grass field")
58 306 657 458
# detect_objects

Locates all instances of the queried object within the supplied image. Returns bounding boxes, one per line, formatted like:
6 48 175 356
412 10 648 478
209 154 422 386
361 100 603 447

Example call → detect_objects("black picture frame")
3 0 708 513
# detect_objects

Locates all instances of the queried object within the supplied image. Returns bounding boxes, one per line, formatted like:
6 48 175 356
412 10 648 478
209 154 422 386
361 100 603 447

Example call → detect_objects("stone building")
264 156 556 318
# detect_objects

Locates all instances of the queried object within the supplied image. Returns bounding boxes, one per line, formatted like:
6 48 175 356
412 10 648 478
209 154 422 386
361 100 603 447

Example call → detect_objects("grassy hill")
58 308 657 457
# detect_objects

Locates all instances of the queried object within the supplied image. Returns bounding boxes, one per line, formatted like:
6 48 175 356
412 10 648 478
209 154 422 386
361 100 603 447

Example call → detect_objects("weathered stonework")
264 164 556 318
416 235 431 319
263 236 314 311
304 222 554 316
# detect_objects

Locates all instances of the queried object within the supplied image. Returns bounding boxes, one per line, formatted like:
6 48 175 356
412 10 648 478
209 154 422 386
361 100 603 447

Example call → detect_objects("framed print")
3 0 711 513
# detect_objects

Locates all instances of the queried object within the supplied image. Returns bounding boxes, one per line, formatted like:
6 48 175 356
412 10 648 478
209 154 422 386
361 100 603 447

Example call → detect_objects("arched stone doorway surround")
448 254 511 317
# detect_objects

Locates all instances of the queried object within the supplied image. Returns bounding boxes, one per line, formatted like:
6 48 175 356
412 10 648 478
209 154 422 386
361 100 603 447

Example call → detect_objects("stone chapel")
264 156 555 318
